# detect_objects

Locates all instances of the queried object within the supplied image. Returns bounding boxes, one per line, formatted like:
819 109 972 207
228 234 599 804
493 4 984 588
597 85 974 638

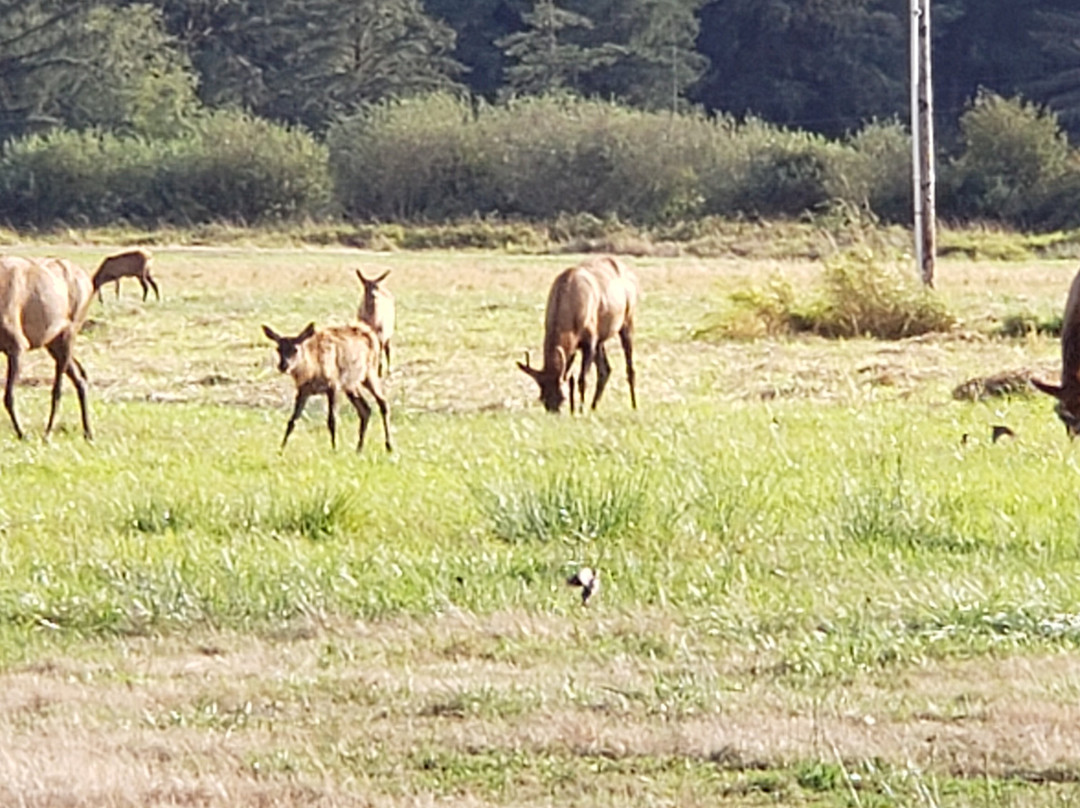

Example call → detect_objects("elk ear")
298 322 317 342
355 269 367 285
518 360 541 380
1031 378 1064 397
374 270 390 283
262 325 281 343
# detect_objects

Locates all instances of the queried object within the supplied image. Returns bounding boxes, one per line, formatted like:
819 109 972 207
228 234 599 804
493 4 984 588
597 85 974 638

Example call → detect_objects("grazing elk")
1033 268 1080 436
262 321 392 453
0 256 94 440
93 248 159 302
355 270 394 376
518 256 639 414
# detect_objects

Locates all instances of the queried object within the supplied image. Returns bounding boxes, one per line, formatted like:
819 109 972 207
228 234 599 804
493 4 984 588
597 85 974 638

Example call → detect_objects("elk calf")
518 256 639 414
0 256 94 440
263 321 392 453
355 270 394 375
93 249 159 302
1033 268 1080 436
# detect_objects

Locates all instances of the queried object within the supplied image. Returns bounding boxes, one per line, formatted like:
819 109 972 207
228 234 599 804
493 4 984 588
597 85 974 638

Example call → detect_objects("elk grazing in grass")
518 255 639 414
0 255 94 440
93 248 159 302
262 320 392 453
1033 268 1080 436
355 269 394 376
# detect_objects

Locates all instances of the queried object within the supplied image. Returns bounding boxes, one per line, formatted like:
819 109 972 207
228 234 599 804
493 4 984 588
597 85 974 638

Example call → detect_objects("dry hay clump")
952 369 1039 401
696 246 955 342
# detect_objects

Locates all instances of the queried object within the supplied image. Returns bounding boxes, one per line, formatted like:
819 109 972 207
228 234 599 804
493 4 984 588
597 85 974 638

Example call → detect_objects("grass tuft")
474 469 648 545
267 489 357 541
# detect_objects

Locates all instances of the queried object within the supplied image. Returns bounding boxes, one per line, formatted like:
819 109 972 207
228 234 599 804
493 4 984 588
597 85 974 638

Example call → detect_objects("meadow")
2 244 1080 806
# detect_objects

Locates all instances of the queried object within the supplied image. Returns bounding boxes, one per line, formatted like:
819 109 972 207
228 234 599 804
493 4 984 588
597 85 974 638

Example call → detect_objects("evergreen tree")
0 1 91 140
1025 5 1080 135
586 0 708 110
151 0 462 132
694 0 905 136
496 0 623 96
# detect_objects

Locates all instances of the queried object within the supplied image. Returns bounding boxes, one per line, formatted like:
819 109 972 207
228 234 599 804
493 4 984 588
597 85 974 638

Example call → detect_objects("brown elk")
93 249 159 302
262 321 392 453
1033 268 1080 436
0 256 94 440
355 269 394 376
518 256 639 414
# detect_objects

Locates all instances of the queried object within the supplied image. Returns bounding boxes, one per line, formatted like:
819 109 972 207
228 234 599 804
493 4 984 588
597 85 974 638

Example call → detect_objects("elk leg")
147 275 160 301
3 351 23 440
383 341 391 376
563 351 578 413
114 279 121 300
45 337 72 438
347 391 372 452
591 344 611 410
619 325 637 409
66 356 92 441
282 389 311 450
362 379 393 452
577 339 596 415
139 277 150 301
326 387 338 449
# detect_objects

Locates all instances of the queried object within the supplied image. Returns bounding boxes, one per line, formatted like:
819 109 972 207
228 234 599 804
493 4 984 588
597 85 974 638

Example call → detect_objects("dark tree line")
3 0 1080 143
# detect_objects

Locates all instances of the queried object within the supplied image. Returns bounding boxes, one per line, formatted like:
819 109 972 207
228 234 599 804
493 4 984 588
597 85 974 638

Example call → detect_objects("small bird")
567 567 599 606
991 425 1016 443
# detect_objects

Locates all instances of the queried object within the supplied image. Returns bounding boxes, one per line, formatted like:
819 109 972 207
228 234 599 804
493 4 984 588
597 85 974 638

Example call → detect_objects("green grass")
2 245 1080 804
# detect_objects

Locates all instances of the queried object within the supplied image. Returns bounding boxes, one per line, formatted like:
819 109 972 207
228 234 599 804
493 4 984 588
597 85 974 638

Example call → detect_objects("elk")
262 320 392 453
0 255 94 440
93 248 159 302
1033 268 1080 436
355 269 394 376
518 256 639 414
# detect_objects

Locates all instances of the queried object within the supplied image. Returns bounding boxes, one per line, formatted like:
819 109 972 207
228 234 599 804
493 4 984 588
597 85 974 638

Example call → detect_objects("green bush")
808 248 955 338
697 244 954 341
328 93 495 221
839 120 912 223
0 112 330 226
947 91 1070 228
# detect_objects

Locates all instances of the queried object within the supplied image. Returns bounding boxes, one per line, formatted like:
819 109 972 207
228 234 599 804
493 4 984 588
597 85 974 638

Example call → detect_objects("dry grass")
4 614 1080 806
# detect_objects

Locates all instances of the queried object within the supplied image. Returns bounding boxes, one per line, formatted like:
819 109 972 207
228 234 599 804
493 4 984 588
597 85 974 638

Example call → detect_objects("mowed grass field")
4 245 1080 806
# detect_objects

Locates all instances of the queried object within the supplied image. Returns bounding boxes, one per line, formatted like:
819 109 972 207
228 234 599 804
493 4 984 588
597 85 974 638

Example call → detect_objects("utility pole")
910 0 936 287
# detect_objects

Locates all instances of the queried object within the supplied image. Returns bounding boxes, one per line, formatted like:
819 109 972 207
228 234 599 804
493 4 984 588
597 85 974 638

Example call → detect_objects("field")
3 244 1080 806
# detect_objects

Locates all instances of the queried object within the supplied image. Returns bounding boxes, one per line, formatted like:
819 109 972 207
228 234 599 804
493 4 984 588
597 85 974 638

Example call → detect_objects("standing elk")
0 256 94 440
355 269 394 376
262 320 392 453
1033 268 1080 436
93 248 159 302
518 256 639 414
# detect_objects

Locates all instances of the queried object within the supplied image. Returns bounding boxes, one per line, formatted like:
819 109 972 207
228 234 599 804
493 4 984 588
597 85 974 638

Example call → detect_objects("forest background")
3 0 1080 234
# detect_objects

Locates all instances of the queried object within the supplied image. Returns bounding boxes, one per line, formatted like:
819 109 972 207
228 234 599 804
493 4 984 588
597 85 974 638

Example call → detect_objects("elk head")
517 347 568 413
263 322 316 374
1031 377 1080 438
356 269 390 295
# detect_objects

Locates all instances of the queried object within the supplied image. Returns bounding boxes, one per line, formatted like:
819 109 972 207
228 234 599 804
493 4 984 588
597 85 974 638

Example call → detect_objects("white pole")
910 0 923 279
917 0 936 287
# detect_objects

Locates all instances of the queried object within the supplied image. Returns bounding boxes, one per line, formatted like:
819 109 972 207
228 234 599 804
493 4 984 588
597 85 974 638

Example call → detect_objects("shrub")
0 113 330 227
808 248 954 338
328 93 495 221
156 111 331 223
697 243 954 341
839 120 912 223
947 91 1070 228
